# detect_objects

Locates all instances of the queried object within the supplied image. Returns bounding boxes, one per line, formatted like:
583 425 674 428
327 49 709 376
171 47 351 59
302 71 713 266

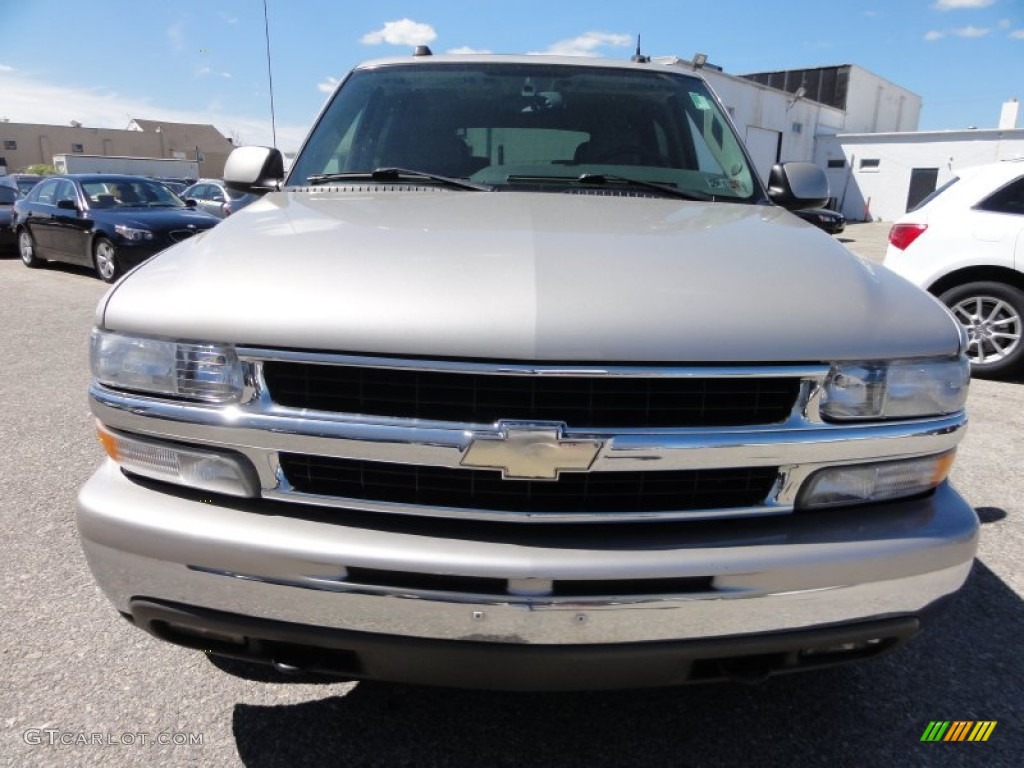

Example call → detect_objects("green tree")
24 163 56 176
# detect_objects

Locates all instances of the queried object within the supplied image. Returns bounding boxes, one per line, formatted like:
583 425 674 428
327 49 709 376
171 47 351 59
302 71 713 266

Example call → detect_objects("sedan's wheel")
18 229 42 268
93 237 121 283
939 281 1024 378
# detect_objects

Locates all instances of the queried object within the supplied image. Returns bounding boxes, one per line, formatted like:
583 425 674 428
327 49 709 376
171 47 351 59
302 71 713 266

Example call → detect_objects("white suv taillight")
888 223 927 251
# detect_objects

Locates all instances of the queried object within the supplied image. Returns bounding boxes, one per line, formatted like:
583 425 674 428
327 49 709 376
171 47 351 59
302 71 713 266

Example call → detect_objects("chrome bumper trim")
91 380 966 522
78 464 978 645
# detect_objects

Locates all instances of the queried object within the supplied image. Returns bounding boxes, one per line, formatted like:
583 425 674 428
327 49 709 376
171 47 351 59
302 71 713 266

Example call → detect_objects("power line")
262 0 277 148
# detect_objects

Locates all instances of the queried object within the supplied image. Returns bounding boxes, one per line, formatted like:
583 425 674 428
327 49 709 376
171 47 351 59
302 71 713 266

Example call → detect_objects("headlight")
114 224 153 241
798 452 955 510
90 330 245 403
821 357 969 421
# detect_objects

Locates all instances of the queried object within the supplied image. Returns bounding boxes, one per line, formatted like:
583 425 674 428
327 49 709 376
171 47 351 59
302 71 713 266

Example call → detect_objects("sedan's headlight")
90 330 244 403
821 357 969 421
114 224 153 241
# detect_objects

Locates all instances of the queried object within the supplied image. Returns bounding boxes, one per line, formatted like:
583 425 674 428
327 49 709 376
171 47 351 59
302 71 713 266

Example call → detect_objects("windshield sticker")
689 93 712 110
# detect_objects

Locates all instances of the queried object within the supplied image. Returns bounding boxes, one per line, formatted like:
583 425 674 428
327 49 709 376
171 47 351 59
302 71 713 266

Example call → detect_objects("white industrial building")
672 59 1021 222
815 123 1024 222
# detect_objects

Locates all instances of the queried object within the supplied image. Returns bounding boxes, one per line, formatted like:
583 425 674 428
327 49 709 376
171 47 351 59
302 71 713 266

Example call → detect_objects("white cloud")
0 64 13 72
167 21 185 52
1011 29 1024 39
194 67 232 80
952 25 991 37
447 46 492 55
998 19 1012 28
317 76 340 94
218 11 238 25
360 19 437 47
0 69 307 151
933 0 995 9
531 31 632 57
924 30 946 40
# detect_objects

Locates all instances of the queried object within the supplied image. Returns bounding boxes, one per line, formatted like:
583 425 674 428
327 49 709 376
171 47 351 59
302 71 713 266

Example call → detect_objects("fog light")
797 452 955 510
97 423 258 497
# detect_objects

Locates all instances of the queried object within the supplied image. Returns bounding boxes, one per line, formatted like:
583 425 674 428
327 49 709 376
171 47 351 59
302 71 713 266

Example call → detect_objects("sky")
0 0 1021 152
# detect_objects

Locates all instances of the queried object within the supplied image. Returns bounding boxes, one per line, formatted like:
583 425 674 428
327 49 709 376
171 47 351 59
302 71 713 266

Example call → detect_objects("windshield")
289 62 760 202
16 177 42 195
82 179 186 208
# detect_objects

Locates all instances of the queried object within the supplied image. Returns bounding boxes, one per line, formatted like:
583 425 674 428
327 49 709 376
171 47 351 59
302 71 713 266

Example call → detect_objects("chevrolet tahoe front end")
77 55 978 690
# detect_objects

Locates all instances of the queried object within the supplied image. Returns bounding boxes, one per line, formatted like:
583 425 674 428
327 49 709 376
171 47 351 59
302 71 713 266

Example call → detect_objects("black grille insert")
262 363 801 428
279 454 779 515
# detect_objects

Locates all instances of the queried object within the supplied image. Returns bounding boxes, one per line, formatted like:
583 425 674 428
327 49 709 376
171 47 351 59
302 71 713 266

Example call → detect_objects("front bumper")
78 462 978 688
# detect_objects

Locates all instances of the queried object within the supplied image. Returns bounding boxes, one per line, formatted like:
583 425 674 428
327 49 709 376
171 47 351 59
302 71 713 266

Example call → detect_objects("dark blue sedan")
13 174 220 282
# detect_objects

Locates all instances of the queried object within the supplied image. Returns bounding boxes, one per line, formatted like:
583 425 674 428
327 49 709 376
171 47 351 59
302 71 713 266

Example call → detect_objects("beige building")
0 118 234 177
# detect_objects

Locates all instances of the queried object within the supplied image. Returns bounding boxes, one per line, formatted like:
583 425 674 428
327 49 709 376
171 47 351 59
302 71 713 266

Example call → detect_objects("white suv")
884 160 1024 377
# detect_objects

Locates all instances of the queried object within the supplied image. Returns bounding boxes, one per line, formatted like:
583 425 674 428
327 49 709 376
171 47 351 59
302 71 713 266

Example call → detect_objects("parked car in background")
5 173 46 196
182 179 258 218
13 174 219 282
884 159 1024 377
0 184 19 250
153 179 189 195
794 206 845 235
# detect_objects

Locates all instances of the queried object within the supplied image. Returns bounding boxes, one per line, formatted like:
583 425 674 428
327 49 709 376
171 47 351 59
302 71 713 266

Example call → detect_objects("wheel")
939 281 1024 378
93 237 121 283
18 229 42 268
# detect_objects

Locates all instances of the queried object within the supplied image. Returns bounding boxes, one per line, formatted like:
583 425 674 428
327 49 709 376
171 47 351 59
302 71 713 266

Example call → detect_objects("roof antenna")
631 35 650 63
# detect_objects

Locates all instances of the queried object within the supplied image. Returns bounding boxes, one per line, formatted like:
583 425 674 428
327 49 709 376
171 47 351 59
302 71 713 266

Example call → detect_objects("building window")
791 122 803 134
71 143 84 153
3 140 16 150
827 159 846 169
859 158 881 172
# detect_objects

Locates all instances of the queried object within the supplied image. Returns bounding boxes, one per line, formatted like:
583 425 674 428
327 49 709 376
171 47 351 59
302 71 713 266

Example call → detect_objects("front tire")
93 237 121 283
939 281 1024 378
18 229 42 268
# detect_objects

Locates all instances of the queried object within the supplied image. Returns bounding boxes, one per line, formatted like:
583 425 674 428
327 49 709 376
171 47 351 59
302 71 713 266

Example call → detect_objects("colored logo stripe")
968 722 997 742
944 721 972 741
920 721 997 742
921 721 950 742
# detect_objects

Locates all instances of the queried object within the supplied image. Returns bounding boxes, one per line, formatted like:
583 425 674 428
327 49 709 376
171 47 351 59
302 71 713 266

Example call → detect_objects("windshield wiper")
575 173 713 202
505 173 713 201
305 168 492 192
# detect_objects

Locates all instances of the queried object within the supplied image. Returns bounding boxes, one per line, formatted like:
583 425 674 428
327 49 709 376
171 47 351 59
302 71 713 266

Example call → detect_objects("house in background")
0 118 235 177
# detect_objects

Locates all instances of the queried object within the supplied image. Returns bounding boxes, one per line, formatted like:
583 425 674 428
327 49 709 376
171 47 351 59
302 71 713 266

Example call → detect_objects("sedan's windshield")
289 62 760 202
82 179 186 209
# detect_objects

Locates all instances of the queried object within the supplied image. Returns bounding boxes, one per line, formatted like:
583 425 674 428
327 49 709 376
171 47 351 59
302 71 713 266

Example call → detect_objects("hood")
100 190 961 362
94 207 219 231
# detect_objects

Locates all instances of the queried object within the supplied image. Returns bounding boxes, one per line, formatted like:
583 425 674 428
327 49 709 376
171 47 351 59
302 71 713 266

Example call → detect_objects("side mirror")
224 146 284 195
184 198 197 208
767 162 829 211
56 199 79 212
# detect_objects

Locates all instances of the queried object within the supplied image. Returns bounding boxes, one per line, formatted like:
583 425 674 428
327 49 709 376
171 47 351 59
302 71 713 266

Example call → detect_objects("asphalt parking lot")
1 233 1021 767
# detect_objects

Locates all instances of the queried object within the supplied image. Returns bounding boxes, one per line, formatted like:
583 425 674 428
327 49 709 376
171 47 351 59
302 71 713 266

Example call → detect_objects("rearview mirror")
767 162 829 210
224 146 284 195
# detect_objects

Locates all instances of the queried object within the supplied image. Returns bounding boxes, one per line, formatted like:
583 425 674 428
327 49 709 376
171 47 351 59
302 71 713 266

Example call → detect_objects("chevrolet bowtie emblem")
460 422 603 480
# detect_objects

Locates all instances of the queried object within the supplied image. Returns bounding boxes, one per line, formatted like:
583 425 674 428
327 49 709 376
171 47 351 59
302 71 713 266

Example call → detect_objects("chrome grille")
168 229 199 243
261 362 801 428
279 454 779 514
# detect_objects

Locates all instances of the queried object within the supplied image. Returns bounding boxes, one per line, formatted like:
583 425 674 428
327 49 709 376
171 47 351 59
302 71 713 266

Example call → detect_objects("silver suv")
78 54 977 690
